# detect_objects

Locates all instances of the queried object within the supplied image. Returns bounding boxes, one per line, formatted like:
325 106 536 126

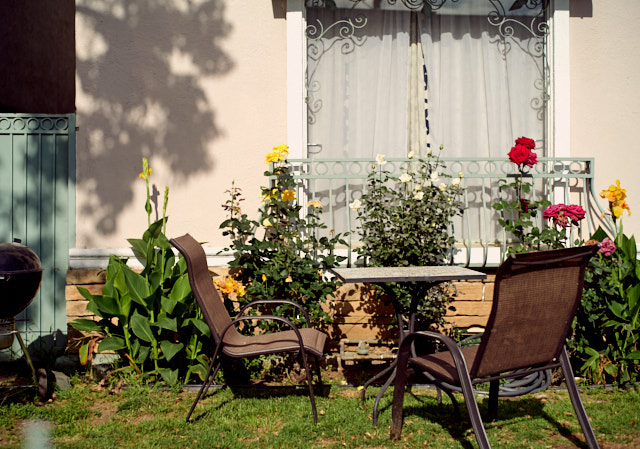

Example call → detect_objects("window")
305 0 549 159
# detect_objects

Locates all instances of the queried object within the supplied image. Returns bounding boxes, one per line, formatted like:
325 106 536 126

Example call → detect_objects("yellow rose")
265 151 280 164
281 190 296 201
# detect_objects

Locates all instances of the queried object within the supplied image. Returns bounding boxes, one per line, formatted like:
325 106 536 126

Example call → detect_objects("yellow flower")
274 144 289 161
612 200 631 218
600 179 626 204
307 200 323 209
281 190 296 201
139 168 152 179
262 217 273 227
285 275 293 283
265 151 280 164
262 274 267 282
236 284 246 297
601 180 631 219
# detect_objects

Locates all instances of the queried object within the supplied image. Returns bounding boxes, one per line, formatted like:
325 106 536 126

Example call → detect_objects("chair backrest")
170 233 236 345
470 245 599 379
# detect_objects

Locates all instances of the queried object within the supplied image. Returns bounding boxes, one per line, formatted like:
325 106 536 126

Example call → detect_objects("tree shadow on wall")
75 1 233 244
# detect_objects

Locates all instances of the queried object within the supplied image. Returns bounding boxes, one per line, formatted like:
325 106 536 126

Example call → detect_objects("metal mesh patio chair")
170 233 327 423
390 245 601 449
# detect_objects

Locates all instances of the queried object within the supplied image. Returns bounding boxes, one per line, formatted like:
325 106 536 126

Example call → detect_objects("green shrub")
353 148 464 330
219 145 346 332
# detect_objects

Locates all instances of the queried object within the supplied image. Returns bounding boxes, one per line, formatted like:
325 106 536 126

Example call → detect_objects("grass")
1 376 639 449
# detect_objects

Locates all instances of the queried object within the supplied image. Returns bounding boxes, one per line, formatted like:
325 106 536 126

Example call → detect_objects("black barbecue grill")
0 239 48 400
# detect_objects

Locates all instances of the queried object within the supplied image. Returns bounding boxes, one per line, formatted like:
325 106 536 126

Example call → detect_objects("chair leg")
186 357 220 422
300 351 319 424
457 369 492 449
487 379 499 422
313 355 324 389
390 343 411 440
559 347 600 449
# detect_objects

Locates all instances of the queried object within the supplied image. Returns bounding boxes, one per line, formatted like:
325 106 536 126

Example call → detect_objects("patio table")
331 265 486 425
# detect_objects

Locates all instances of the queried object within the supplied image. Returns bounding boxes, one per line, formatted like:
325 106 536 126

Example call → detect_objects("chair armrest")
397 331 472 380
236 299 312 327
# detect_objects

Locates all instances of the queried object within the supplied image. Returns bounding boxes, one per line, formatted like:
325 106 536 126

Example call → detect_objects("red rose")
564 204 586 222
508 144 532 166
519 198 530 212
515 136 536 150
525 150 538 168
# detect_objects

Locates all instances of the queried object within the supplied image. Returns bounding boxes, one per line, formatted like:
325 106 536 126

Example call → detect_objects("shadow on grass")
186 383 330 423
386 390 591 449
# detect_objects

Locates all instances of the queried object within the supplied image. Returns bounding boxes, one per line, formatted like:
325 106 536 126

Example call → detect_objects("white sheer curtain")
306 8 411 158
419 13 544 158
306 7 544 159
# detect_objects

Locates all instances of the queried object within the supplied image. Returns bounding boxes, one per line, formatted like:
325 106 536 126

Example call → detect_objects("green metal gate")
0 114 75 353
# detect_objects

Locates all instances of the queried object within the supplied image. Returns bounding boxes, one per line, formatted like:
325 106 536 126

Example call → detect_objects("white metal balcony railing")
285 157 612 268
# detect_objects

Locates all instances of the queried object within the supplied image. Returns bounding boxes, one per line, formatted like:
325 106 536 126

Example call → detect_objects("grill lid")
0 240 43 274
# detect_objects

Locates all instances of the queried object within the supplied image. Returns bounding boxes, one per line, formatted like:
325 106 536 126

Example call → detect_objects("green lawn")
1 379 638 448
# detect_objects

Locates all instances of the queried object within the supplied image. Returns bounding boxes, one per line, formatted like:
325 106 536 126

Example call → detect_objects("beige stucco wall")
570 0 640 238
75 0 640 251
75 0 287 249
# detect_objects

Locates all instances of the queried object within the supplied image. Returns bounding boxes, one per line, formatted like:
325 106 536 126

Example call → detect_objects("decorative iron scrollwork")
306 14 368 124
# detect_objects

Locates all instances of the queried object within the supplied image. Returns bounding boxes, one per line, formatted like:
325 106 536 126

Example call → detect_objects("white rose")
439 183 447 191
375 154 386 166
349 199 362 210
413 191 424 200
452 178 461 187
399 173 412 183
407 151 415 159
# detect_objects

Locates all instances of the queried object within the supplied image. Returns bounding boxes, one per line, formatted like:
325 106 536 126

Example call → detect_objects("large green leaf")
76 286 96 302
70 319 103 333
161 295 178 315
130 311 155 343
169 275 192 302
98 336 126 352
112 265 128 294
128 238 150 266
159 340 183 362
123 265 150 304
143 218 166 242
135 345 150 365
156 232 171 251
157 367 179 386
625 350 640 360
117 292 132 319
183 317 211 337
91 294 121 317
589 226 610 242
156 316 178 332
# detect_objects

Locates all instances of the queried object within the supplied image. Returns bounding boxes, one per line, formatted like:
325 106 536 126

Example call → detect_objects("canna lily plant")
70 158 211 385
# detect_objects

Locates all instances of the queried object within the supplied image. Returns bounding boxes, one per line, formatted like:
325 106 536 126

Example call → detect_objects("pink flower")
515 136 536 150
544 204 586 228
599 237 616 257
564 204 586 221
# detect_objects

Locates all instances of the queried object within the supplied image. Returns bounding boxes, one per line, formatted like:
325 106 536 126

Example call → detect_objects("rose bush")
353 146 464 331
